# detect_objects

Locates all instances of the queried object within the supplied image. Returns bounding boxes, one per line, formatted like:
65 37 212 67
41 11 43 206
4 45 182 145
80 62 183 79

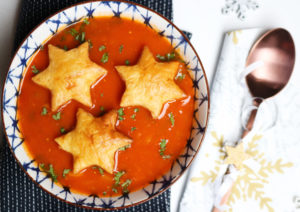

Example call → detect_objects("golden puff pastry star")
115 46 186 119
32 42 107 111
55 109 132 174
225 143 251 170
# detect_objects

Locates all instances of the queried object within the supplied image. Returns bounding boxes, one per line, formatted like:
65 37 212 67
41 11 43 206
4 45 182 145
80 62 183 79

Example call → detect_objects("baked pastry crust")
115 46 186 118
55 109 132 174
32 42 107 111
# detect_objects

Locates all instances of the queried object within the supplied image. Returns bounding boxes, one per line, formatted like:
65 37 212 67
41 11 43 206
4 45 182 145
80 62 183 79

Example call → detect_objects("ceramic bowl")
2 0 209 209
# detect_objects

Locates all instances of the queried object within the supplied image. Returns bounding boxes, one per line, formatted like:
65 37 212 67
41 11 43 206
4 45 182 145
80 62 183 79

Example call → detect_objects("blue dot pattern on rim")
1 0 206 211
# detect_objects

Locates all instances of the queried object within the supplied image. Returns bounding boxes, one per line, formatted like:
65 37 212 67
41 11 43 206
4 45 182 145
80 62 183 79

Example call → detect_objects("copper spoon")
242 28 295 136
213 28 295 212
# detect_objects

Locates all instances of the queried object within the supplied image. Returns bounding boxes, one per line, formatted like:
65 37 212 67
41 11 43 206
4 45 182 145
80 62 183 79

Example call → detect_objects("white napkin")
179 28 300 212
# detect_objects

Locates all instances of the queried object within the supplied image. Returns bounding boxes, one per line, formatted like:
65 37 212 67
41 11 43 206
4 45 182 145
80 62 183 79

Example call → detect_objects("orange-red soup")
17 17 194 196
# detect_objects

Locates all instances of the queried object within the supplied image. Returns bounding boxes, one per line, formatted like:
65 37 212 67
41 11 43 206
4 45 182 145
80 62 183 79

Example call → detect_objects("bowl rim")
1 0 210 210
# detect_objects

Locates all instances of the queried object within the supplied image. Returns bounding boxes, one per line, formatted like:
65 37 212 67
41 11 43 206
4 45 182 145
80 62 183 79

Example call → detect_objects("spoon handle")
212 100 262 212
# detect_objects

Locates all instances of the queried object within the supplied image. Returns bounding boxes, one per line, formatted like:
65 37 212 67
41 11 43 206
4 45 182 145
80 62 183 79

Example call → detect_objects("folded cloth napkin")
179 28 300 212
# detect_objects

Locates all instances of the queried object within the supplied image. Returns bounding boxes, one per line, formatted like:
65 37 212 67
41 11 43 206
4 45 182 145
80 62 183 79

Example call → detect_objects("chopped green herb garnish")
88 39 93 49
40 164 58 182
162 155 171 159
119 44 124 53
62 169 71 178
68 28 78 37
159 139 170 159
118 108 125 121
100 106 105 111
168 112 175 126
125 60 130 65
63 45 68 51
40 163 45 170
68 27 86 43
102 191 107 196
121 179 131 193
156 54 166 61
119 144 131 151
166 52 176 61
101 52 109 63
175 72 186 80
114 171 125 186
83 18 90 25
131 127 136 132
112 188 118 193
98 45 106 51
159 139 167 155
48 165 57 182
98 167 104 175
130 114 136 119
41 107 48 116
92 166 104 175
60 127 65 134
32 65 39 74
134 108 139 113
100 93 104 97
156 52 176 62
60 36 66 41
52 112 61 120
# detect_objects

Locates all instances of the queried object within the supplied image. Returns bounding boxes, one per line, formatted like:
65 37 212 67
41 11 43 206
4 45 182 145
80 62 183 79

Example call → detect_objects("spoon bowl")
246 28 295 99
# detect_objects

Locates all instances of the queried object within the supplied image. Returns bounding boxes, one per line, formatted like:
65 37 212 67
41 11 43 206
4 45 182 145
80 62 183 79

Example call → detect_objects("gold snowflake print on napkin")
191 132 293 212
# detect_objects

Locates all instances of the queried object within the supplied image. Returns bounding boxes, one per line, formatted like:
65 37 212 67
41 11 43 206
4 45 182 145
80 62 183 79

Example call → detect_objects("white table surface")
1 0 300 211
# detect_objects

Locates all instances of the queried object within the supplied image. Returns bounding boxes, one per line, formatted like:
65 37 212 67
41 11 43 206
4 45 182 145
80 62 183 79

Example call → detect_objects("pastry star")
115 46 186 118
55 109 132 174
225 143 251 170
32 42 107 111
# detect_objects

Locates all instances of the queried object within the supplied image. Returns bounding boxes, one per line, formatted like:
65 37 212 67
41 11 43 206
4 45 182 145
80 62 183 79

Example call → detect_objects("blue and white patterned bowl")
2 1 209 210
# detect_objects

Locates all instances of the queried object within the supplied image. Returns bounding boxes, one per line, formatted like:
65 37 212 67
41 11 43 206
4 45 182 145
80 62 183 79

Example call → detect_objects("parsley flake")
83 18 90 25
121 179 131 193
119 144 131 151
32 65 39 74
40 164 58 182
118 108 125 121
100 93 104 97
60 127 65 134
159 139 170 159
175 72 186 80
52 112 61 120
134 108 139 113
62 169 71 178
119 44 124 53
88 39 93 49
101 52 109 63
41 107 48 116
98 45 106 51
156 52 176 62
63 45 68 51
131 127 136 132
125 60 130 65
102 191 107 196
100 106 105 112
114 171 125 186
130 114 136 119
112 188 118 193
168 112 175 126
98 167 104 175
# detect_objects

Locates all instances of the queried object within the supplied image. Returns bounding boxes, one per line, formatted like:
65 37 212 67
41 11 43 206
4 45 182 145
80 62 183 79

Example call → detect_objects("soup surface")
17 17 194 196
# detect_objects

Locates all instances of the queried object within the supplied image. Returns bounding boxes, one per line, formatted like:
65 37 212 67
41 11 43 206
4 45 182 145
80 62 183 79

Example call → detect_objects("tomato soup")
17 17 194 196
